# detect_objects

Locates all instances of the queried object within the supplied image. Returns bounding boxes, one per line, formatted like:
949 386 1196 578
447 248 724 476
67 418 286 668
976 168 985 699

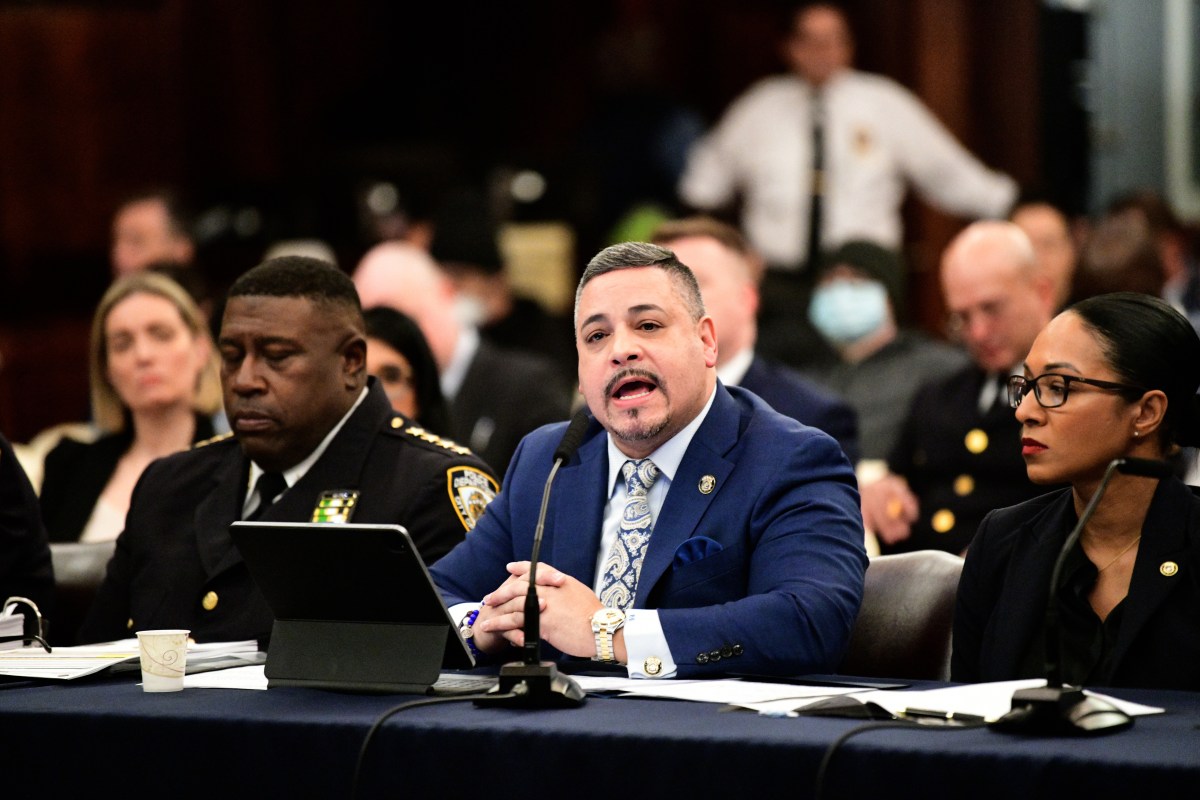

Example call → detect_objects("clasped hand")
471 561 604 659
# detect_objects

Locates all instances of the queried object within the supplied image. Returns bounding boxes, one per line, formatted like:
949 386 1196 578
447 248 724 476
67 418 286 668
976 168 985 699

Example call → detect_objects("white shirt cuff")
623 609 677 679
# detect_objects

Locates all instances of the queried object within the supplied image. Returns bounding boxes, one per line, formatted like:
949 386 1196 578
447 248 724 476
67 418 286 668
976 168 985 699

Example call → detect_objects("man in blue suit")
432 242 867 679
652 216 860 463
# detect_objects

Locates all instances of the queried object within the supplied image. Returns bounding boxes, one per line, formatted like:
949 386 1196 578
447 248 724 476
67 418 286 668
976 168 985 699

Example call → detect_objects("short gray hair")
574 242 706 329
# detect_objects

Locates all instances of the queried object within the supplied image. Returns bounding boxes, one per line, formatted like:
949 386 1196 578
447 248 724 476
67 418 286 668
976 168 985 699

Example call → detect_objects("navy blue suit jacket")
739 355 860 463
432 383 867 677
953 477 1200 691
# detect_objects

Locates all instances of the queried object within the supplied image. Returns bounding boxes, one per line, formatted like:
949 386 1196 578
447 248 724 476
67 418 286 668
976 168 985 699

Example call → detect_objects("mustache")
604 367 664 398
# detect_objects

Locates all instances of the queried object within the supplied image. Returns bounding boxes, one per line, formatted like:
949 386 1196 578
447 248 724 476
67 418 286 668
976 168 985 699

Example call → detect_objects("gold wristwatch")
590 607 625 662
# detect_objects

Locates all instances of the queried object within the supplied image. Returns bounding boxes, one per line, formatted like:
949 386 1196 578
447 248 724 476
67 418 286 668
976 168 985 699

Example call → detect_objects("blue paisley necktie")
599 459 660 610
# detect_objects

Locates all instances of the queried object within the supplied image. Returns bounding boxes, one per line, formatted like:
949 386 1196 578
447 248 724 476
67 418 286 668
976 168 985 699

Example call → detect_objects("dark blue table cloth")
1 675 1198 798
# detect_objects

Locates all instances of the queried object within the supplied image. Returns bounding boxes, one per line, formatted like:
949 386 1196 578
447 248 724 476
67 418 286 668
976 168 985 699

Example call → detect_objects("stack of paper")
0 607 23 652
0 639 263 680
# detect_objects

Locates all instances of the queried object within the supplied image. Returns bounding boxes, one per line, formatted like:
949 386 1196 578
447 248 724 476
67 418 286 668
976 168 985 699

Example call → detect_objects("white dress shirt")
439 325 479 402
715 347 755 388
593 386 717 678
679 70 1017 269
242 386 369 517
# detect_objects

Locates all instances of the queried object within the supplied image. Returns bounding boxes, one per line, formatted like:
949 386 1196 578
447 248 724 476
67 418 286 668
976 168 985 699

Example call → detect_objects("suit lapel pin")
1160 561 1179 577
698 475 716 494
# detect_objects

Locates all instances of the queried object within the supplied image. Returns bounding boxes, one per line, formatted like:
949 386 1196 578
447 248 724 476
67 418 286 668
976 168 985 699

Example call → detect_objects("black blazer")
78 382 498 645
952 477 1200 691
39 415 216 542
449 340 572 477
0 431 53 615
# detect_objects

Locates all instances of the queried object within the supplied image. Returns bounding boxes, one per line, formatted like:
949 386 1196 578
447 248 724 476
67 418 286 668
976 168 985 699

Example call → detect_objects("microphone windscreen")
553 409 591 464
1116 457 1174 479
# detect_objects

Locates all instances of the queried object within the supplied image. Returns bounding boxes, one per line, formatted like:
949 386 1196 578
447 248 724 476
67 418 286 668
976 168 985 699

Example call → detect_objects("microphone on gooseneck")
552 409 591 465
993 457 1171 735
522 409 591 666
475 409 591 709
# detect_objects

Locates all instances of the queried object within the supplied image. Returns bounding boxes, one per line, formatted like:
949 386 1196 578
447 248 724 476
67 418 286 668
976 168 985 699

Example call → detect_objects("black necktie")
247 471 288 520
806 88 825 271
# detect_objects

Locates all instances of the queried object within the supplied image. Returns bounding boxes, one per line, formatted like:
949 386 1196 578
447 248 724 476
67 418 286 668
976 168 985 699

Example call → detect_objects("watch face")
594 607 623 627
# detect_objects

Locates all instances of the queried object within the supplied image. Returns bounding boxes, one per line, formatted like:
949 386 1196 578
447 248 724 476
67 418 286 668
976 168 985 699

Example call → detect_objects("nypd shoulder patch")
447 466 498 531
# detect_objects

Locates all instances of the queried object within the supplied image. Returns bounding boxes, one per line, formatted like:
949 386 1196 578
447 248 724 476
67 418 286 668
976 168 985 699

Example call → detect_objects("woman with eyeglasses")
363 306 452 436
952 292 1200 690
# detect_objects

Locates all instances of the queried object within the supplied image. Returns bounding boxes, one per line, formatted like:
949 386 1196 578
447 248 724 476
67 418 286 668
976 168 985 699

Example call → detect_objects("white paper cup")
136 629 190 692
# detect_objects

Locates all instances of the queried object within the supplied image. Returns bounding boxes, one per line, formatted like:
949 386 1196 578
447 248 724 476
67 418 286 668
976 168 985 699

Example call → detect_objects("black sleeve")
76 457 162 644
950 510 999 682
37 438 87 542
0 433 54 616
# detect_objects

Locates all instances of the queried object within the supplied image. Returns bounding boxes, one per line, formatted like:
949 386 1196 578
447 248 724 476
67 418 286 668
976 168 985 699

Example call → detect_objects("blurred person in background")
1010 197 1078 311
39 272 221 542
804 240 969 462
353 242 572 476
650 215 860 463
1072 206 1165 301
679 3 1016 367
364 305 452 437
1098 190 1198 329
428 187 575 378
110 188 196 278
860 222 1055 555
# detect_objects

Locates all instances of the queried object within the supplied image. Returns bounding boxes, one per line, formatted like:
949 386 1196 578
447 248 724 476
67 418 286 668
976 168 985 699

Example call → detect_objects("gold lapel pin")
698 475 716 494
1160 561 1179 577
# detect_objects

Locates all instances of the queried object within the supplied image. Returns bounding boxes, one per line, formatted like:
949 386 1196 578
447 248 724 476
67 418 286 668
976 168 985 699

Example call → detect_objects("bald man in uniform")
860 222 1056 554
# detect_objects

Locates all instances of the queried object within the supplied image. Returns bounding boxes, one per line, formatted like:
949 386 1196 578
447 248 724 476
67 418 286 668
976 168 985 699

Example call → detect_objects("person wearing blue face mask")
804 240 969 462
652 216 861 464
809 276 890 345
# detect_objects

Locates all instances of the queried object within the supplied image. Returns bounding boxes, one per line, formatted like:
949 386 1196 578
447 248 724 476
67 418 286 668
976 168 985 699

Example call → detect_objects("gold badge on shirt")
311 490 360 523
854 127 874 156
447 467 499 531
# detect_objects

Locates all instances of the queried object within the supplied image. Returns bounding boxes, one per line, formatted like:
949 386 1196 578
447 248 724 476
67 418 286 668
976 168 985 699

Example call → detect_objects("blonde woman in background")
39 272 221 542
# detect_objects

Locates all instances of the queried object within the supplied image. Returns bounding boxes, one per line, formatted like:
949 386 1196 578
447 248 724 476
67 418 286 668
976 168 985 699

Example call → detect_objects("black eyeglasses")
1007 374 1147 410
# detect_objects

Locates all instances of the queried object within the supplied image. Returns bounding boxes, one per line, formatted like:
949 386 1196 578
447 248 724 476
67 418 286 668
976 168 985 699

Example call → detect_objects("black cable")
813 718 989 800
0 634 51 652
350 688 524 799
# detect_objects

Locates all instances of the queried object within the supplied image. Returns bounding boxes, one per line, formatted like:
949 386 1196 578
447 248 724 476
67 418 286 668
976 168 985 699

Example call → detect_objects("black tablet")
230 521 474 693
